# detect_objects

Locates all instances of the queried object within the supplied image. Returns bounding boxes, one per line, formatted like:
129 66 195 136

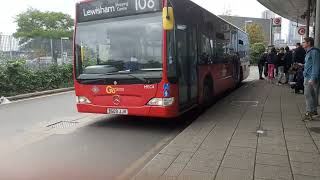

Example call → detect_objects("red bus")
74 0 250 118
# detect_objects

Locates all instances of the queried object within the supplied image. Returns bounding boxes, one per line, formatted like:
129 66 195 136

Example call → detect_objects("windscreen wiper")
78 79 105 84
126 74 150 84
99 72 150 84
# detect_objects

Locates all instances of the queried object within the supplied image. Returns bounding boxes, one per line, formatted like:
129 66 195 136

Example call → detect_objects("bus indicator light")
164 90 169 97
164 83 170 90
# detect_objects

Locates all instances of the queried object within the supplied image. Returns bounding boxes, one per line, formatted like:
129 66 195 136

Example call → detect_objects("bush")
0 60 73 97
250 43 266 65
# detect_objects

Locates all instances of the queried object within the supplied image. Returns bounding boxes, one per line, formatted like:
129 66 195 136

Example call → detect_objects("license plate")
107 108 128 115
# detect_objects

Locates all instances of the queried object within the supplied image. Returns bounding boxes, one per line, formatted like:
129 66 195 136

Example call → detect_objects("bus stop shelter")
258 0 320 47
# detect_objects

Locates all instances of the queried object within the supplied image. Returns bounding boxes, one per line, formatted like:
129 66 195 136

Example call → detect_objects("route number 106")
135 0 155 10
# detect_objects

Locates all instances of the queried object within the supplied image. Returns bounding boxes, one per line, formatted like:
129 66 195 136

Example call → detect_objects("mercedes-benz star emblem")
113 95 121 105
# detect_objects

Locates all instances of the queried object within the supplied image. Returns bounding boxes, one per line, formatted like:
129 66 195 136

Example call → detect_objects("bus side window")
199 34 211 64
167 31 177 81
216 32 224 60
238 39 244 58
210 39 216 59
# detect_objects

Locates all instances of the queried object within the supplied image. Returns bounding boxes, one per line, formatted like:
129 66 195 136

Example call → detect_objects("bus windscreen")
75 13 163 84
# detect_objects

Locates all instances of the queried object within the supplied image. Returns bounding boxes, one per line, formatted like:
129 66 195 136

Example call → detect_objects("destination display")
77 0 162 22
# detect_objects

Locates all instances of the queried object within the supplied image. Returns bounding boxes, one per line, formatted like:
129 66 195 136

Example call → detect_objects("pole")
9 35 12 59
50 39 54 63
316 0 320 48
270 18 273 46
60 38 63 65
306 0 311 37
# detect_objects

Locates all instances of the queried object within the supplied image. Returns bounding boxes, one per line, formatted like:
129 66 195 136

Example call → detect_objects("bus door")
176 25 198 108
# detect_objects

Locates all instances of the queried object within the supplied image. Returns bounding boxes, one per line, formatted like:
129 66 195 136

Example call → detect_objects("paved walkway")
133 80 320 180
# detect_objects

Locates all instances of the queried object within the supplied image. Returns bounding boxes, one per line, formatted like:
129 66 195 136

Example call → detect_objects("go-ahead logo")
106 86 124 94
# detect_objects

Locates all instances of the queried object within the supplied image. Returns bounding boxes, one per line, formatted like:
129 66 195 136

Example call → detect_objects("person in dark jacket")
258 52 268 80
284 46 293 83
266 47 278 83
277 47 286 84
293 43 306 64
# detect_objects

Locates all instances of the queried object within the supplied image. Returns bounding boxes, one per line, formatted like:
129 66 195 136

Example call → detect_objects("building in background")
219 15 272 45
261 10 286 47
261 10 275 19
0 35 19 52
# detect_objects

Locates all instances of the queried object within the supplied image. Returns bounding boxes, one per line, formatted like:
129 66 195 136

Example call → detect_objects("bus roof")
177 0 247 34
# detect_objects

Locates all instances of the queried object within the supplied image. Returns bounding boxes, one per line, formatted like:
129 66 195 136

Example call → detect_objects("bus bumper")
77 104 179 118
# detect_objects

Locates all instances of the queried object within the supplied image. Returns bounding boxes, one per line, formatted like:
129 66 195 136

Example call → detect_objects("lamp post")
61 37 69 64
315 0 320 48
245 20 253 33
270 18 274 46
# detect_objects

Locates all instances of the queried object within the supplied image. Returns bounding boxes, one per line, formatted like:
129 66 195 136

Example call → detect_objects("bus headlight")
77 96 91 104
147 98 174 106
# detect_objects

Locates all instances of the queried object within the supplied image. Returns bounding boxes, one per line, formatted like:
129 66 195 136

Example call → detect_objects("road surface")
0 92 197 180
0 66 258 180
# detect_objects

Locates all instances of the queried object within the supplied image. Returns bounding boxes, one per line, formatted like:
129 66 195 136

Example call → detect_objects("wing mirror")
163 7 174 30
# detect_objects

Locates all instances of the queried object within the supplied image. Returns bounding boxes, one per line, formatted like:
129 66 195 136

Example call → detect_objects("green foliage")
0 60 73 97
246 23 266 45
250 43 266 64
13 8 74 64
14 8 74 39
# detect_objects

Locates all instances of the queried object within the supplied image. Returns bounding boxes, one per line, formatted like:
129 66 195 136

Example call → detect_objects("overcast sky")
0 0 268 35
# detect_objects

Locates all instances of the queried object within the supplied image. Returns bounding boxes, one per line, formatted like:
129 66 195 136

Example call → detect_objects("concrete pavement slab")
215 167 253 180
132 79 320 180
289 151 320 163
287 142 318 153
221 155 255 170
257 144 288 155
291 161 320 177
255 164 293 180
293 174 320 180
184 158 221 174
256 153 290 167
225 146 256 158
177 169 214 180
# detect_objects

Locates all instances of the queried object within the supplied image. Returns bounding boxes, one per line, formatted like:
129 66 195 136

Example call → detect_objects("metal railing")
0 35 72 69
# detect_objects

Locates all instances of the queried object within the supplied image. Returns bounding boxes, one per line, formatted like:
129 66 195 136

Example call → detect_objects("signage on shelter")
273 17 282 27
298 26 306 36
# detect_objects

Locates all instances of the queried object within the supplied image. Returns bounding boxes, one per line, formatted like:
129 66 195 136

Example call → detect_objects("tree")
14 8 73 39
250 43 266 64
246 23 266 45
14 8 74 63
